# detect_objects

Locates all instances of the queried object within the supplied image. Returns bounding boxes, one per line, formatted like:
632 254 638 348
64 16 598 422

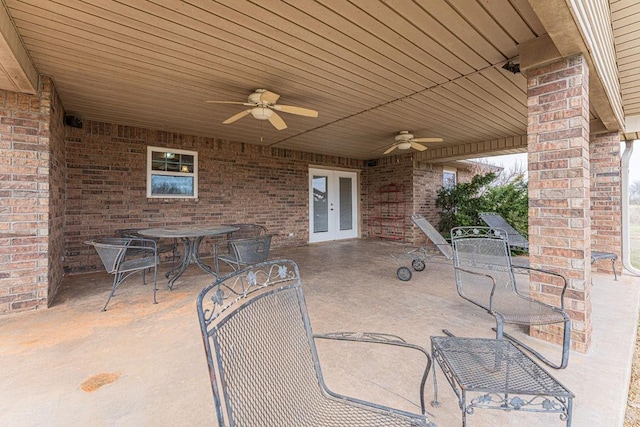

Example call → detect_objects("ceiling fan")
205 89 318 130
381 131 444 154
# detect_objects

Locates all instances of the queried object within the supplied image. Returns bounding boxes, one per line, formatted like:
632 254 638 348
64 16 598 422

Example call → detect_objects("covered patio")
1 240 638 426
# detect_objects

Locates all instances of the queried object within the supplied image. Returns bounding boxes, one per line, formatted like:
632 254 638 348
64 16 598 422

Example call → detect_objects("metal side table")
431 336 574 426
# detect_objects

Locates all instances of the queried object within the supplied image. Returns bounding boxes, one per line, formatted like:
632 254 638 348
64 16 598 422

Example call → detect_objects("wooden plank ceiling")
3 0 551 159
611 0 640 139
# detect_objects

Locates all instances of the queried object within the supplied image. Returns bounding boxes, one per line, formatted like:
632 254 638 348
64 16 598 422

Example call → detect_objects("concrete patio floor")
1 239 639 426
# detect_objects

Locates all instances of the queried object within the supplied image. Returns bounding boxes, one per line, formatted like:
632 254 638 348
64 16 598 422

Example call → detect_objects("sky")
479 143 640 185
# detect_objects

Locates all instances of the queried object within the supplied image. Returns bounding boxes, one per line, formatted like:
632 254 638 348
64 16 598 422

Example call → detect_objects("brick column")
590 132 622 274
0 89 49 313
527 54 592 352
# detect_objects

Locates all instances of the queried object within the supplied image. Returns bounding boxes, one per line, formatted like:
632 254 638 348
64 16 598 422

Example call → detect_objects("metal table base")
431 336 574 426
140 226 238 290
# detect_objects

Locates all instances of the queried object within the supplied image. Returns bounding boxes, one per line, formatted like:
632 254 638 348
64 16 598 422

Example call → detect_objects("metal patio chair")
116 228 178 272
85 237 159 311
213 233 274 276
479 211 618 279
451 227 571 369
196 259 435 426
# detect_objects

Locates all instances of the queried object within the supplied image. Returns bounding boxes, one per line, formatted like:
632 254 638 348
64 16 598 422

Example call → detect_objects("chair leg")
612 258 618 281
152 263 158 304
499 317 571 369
102 273 123 311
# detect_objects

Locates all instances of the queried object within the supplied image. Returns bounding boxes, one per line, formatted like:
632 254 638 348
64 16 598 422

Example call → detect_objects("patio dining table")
139 225 238 290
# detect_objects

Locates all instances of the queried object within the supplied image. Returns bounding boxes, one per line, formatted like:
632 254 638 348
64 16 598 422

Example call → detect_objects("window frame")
443 167 457 189
146 146 198 199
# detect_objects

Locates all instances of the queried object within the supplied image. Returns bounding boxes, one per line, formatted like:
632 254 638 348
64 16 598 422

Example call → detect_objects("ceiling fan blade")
260 90 280 104
205 101 253 106
383 144 397 154
410 142 428 151
222 109 252 124
272 105 319 118
268 111 287 130
411 137 444 143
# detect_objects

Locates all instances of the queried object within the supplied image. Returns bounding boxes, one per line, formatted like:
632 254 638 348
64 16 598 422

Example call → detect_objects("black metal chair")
196 259 435 426
85 237 159 311
213 233 274 276
450 227 571 369
116 228 178 272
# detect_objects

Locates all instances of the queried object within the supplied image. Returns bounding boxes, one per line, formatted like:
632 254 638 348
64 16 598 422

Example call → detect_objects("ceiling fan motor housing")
395 131 414 142
248 91 264 104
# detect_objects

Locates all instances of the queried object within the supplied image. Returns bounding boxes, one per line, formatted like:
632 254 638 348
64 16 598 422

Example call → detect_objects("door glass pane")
313 176 328 233
339 177 353 230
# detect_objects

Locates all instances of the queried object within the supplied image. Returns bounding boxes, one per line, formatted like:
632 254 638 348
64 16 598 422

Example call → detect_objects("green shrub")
436 172 528 237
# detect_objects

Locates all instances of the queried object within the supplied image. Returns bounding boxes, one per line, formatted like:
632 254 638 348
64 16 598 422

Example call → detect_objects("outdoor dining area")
1 237 637 426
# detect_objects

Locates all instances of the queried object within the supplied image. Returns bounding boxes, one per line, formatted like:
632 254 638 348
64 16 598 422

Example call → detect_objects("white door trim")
308 168 359 243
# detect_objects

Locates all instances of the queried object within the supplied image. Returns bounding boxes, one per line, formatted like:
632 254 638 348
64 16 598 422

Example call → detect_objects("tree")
435 172 528 238
631 180 640 205
435 172 496 234
485 176 529 237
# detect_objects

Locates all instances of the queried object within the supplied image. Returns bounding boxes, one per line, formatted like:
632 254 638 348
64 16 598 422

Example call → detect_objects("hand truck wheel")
412 259 426 271
397 266 412 281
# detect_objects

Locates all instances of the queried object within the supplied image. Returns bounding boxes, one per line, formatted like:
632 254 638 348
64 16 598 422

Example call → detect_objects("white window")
443 167 457 189
147 146 198 198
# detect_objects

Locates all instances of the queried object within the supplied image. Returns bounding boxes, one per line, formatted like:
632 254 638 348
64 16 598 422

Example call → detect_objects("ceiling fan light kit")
250 107 273 120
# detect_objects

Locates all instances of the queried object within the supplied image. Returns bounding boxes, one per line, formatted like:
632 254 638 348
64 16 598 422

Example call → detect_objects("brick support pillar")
0 88 49 313
527 54 592 352
590 132 622 274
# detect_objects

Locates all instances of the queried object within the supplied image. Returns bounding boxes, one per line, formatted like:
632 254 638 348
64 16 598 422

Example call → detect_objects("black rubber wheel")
412 259 426 271
397 266 412 281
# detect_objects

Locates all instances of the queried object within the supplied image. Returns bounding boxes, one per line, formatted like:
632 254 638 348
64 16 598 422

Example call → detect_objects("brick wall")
410 163 474 246
526 54 592 352
0 79 61 314
363 155 414 241
44 77 66 306
65 121 366 273
590 132 622 274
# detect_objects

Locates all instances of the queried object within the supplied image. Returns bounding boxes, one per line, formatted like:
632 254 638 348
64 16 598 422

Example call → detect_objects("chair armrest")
453 266 498 311
511 265 568 310
125 238 158 252
314 331 431 416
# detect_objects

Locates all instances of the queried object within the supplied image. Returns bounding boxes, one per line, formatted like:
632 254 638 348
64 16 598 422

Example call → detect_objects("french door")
309 168 359 242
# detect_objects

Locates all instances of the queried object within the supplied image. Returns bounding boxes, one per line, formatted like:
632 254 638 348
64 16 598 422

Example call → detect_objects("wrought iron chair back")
86 237 159 311
196 259 434 427
223 223 268 240
116 228 178 268
450 227 571 369
214 233 274 276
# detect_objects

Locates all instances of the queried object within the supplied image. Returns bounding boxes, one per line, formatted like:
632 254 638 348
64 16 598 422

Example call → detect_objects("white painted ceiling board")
1 0 637 159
